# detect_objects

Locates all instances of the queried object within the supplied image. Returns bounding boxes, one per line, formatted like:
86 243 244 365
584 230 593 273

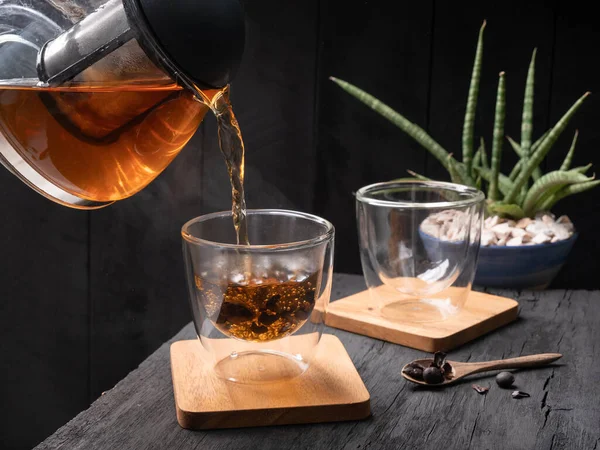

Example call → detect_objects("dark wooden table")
36 274 600 450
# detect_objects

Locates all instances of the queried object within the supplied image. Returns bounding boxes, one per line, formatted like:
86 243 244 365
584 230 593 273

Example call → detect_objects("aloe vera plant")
330 22 595 219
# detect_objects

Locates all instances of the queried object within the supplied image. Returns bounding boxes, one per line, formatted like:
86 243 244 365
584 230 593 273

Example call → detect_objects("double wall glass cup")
356 181 484 322
182 209 334 383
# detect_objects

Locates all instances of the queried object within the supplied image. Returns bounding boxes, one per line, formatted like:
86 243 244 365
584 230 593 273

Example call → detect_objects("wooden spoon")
401 353 562 386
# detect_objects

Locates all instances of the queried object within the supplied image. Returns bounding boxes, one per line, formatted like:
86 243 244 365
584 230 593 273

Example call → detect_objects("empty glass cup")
182 209 334 383
356 181 484 322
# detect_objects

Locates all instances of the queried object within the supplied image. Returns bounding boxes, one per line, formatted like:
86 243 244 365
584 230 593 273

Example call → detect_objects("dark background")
1 0 599 448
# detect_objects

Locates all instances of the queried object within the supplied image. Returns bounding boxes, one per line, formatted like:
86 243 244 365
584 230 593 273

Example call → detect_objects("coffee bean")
496 372 515 388
423 367 444 384
402 363 424 380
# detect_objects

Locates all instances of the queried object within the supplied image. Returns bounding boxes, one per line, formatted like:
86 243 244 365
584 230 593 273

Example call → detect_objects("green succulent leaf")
504 91 591 204
569 163 592 174
474 166 514 197
521 49 537 160
406 170 431 181
559 130 579 171
447 154 464 184
506 135 522 157
542 180 600 211
532 130 550 150
505 134 544 181
462 21 486 176
479 137 489 169
508 159 523 181
393 177 425 182
489 72 506 201
473 146 483 168
330 77 453 171
488 202 526 219
476 175 482 190
523 170 594 216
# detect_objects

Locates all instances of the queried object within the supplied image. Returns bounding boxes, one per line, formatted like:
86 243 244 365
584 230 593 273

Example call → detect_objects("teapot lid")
125 0 245 89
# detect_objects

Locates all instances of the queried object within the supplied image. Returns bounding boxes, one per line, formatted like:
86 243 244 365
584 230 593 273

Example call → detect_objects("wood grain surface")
171 335 370 430
35 274 599 450
326 287 518 352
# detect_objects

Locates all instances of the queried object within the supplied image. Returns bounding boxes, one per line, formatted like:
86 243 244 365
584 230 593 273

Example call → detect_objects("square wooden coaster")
170 334 370 430
325 289 518 352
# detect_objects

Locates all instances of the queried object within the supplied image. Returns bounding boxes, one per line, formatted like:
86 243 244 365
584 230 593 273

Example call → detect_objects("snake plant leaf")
479 137 489 169
489 72 506 201
506 134 544 181
457 161 477 186
488 203 526 219
474 166 514 197
447 154 464 184
506 135 522 157
527 170 595 215
521 48 537 160
528 131 549 181
523 170 594 215
330 77 453 171
509 159 523 181
504 91 591 204
507 131 548 157
541 180 600 211
393 177 425 182
569 163 592 174
462 21 486 176
473 146 483 168
406 170 431 181
529 184 570 215
559 130 579 171
532 130 550 151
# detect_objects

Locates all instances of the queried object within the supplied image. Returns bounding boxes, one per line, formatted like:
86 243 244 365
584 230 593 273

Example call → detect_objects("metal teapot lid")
131 0 245 89
38 0 245 89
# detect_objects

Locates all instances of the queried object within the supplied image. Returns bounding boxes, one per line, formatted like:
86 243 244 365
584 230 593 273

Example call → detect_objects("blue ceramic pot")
420 230 577 290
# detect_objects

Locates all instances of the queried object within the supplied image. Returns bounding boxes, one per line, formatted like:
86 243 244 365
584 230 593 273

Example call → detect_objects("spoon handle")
465 353 562 375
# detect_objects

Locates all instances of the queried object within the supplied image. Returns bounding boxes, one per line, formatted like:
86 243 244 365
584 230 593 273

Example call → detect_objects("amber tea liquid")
0 79 216 202
196 271 319 342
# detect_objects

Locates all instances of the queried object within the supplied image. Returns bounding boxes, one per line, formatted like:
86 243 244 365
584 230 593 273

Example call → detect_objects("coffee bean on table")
496 371 515 388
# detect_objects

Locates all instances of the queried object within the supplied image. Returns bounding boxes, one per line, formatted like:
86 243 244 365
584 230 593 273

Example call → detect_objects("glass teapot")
0 0 244 209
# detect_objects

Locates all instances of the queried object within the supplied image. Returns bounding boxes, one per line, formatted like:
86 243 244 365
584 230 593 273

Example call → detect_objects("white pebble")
507 236 523 246
516 218 534 229
532 233 552 244
481 230 496 246
510 227 527 238
421 212 575 248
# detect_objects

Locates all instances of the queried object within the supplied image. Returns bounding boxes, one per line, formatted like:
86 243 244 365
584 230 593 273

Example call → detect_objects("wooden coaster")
170 334 370 430
325 288 518 352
